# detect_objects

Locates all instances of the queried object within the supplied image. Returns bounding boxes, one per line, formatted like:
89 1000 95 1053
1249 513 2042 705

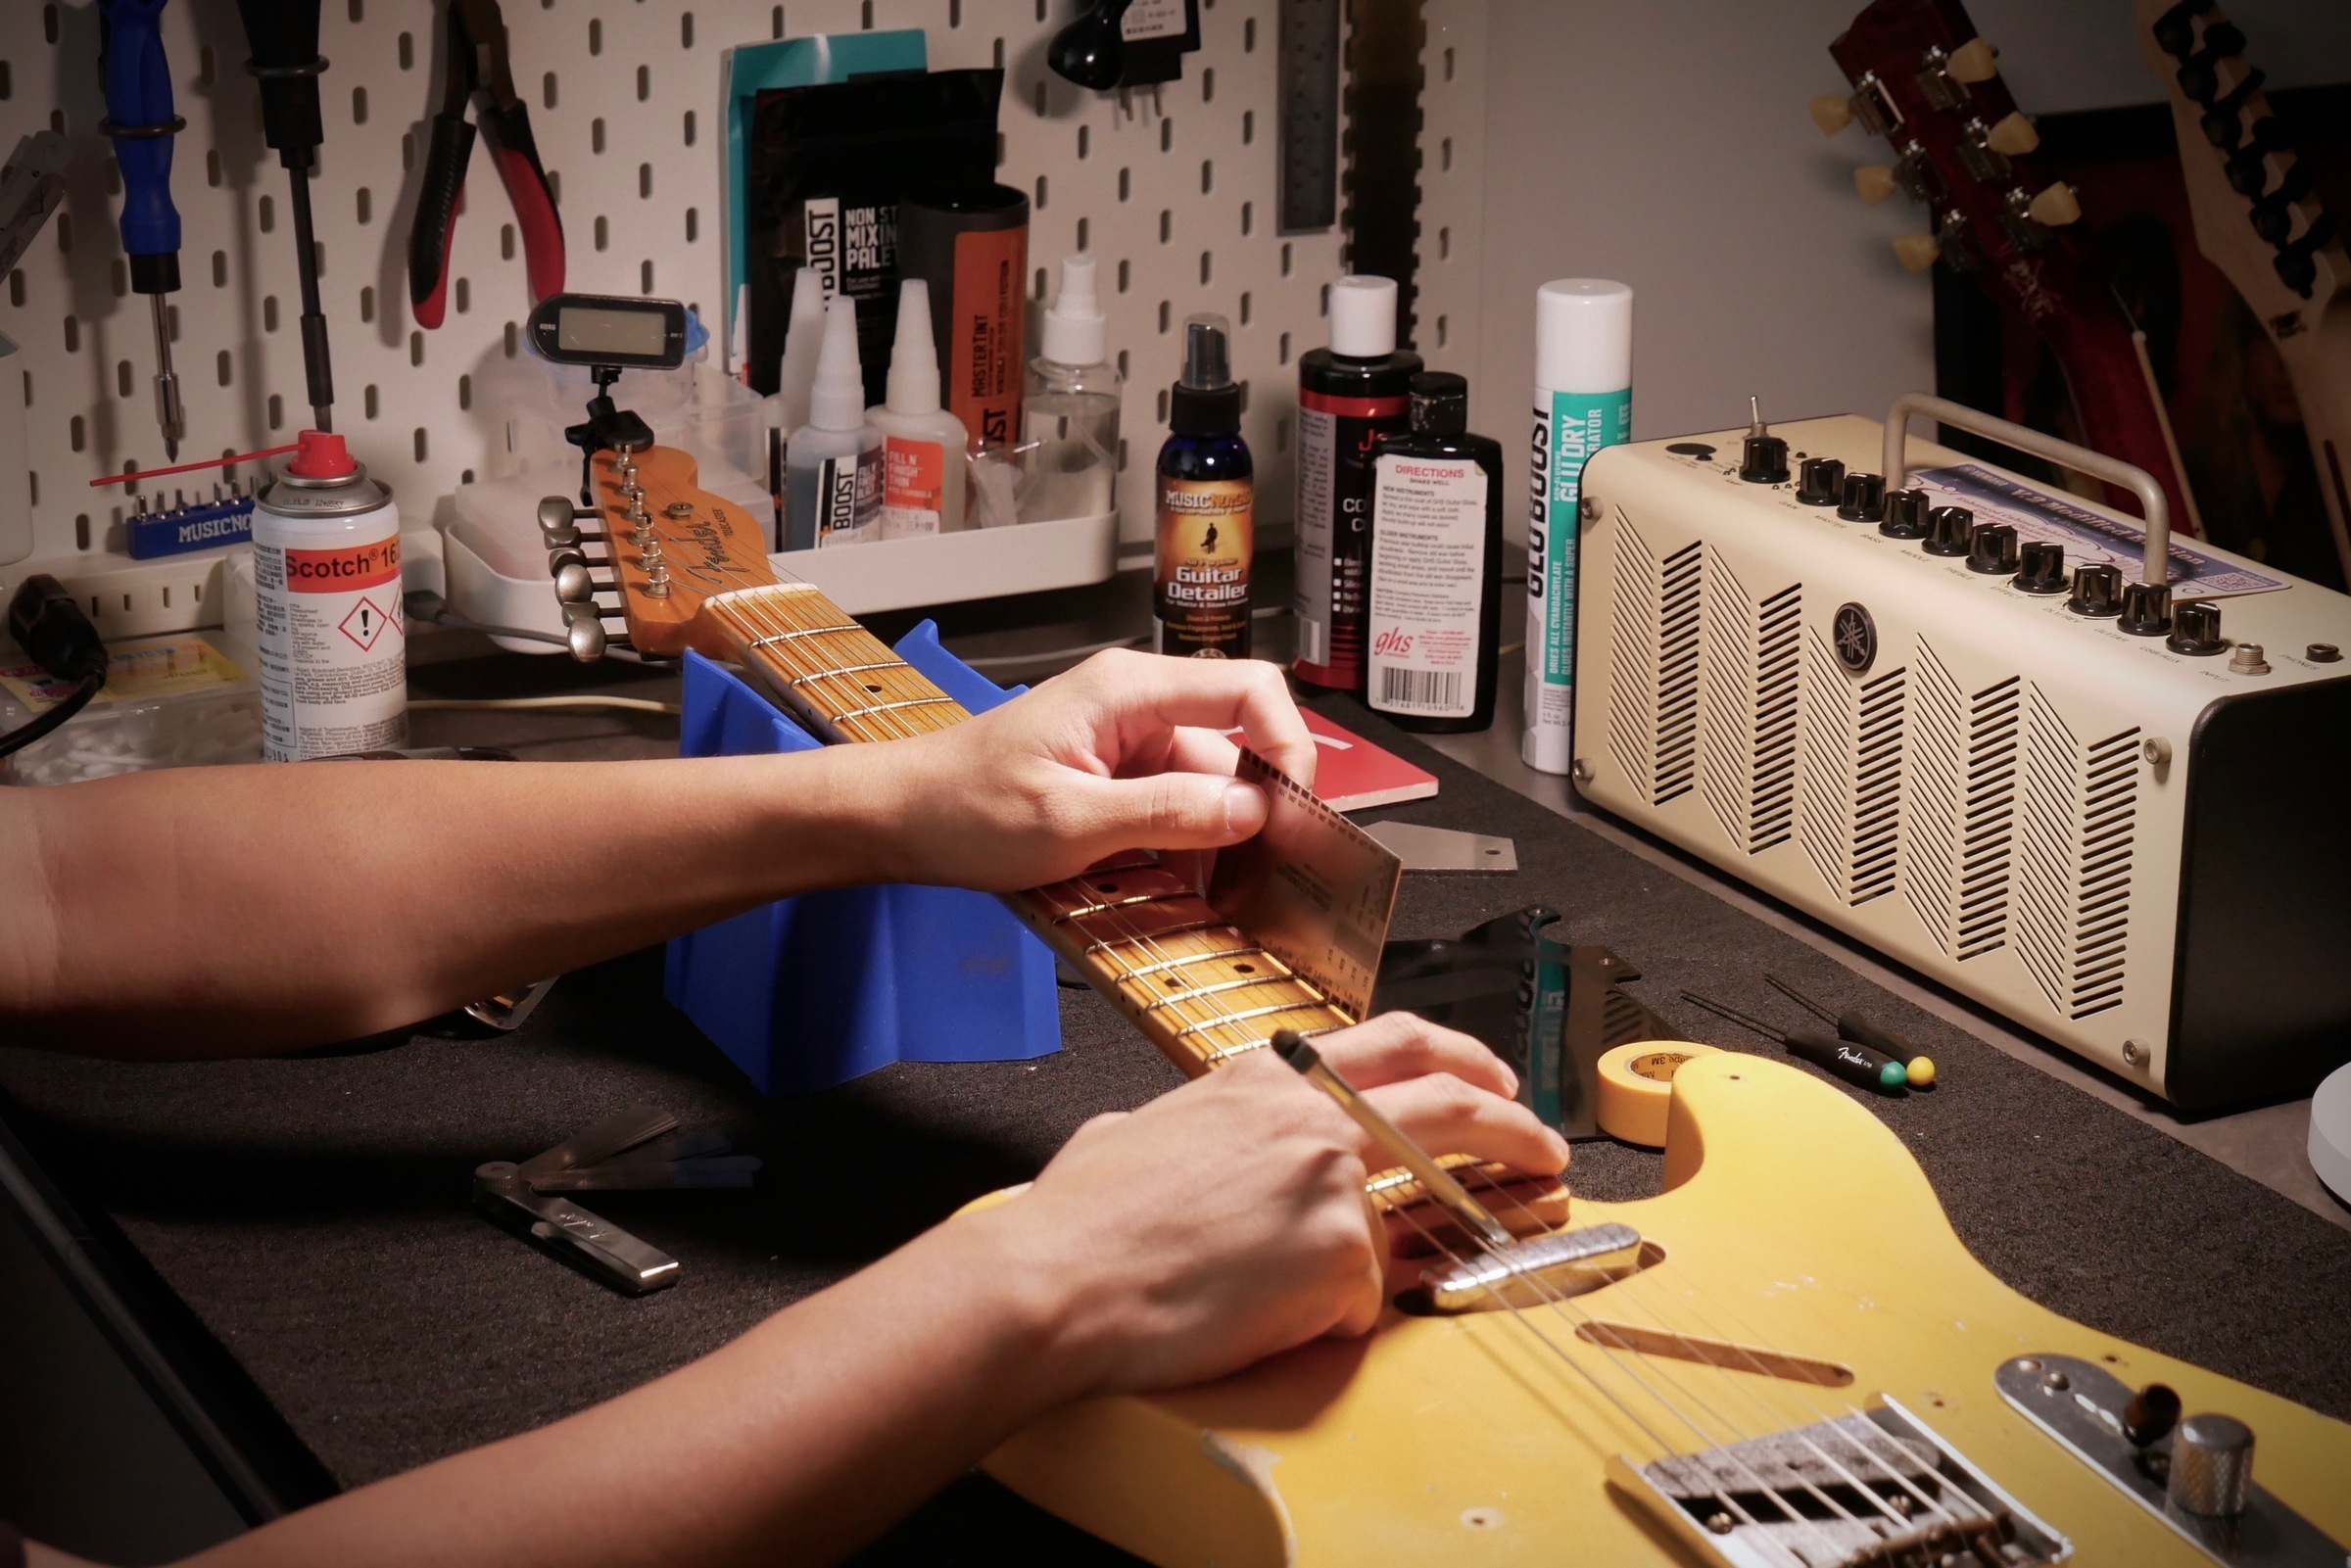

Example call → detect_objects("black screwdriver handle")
1837 1012 1921 1066
1785 1029 1907 1095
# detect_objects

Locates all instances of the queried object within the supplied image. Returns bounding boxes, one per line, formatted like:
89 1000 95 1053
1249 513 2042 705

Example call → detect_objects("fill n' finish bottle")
1154 314 1253 658
1366 372 1504 733
1292 274 1419 690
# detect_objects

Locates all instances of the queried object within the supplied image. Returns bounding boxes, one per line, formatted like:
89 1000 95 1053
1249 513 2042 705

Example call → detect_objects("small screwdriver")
99 0 187 460
1679 990 1909 1096
1765 974 1937 1087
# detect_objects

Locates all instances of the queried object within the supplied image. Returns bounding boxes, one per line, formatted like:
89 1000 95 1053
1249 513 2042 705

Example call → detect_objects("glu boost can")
252 430 407 760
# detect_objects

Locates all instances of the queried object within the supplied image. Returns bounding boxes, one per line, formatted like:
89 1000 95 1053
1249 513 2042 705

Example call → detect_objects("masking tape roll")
1597 1040 1724 1148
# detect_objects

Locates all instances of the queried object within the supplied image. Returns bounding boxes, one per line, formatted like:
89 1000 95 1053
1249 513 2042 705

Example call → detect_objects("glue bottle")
1154 314 1253 659
786 296 884 549
251 429 405 760
868 279 968 538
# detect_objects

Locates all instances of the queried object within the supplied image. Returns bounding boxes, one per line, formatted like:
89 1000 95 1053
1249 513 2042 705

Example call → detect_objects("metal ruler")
1277 0 1342 233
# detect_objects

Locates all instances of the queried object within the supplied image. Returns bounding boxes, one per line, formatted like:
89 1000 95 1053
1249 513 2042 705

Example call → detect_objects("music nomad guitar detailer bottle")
1154 314 1254 658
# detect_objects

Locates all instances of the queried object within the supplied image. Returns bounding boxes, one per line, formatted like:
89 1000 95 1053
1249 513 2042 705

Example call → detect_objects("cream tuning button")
2027 182 2083 227
1810 93 1855 135
1894 232 1942 272
1946 37 1998 83
1986 111 2039 156
1855 165 1900 206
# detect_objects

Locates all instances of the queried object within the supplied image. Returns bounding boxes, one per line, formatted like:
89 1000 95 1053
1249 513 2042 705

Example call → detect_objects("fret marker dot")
1233 963 1255 974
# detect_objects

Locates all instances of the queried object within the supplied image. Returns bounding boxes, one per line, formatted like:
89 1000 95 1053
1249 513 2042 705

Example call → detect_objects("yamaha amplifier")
1571 395 2351 1109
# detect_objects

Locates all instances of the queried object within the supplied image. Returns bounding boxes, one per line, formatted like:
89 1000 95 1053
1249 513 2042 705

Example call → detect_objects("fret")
1117 945 1274 981
1049 888 1198 923
1201 1038 1277 1066
776 659 911 688
1170 1000 1333 1040
1135 973 1294 1011
744 622 865 647
827 695 965 723
1076 919 1230 957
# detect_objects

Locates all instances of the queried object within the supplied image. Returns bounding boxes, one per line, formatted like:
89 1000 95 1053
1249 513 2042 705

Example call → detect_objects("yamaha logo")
1833 602 1877 673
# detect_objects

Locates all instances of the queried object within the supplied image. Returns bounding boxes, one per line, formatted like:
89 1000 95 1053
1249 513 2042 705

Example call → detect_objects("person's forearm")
185 1202 1088 1568
0 750 906 1057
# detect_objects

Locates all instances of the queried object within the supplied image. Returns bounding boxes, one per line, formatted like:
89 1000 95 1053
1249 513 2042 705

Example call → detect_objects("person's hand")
971 1014 1570 1400
853 648 1315 891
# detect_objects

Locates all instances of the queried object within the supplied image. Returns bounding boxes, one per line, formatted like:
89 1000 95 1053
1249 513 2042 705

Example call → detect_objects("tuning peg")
553 561 608 603
1855 165 1900 206
1986 112 2039 157
1810 93 1856 135
2027 182 2083 227
1894 232 1942 272
567 616 608 662
1947 37 1998 83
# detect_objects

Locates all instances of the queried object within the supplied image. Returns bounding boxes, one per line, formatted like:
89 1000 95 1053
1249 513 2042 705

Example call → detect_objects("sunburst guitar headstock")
539 446 778 661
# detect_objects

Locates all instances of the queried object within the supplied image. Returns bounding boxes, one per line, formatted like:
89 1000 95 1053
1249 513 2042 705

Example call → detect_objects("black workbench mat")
4 696 2348 1536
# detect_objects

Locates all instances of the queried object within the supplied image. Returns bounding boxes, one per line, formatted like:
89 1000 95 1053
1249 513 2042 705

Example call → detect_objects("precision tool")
1765 973 1938 1087
98 0 187 460
1680 989 1911 1096
473 1106 760 1296
234 0 336 430
0 131 71 277
1362 820 1516 873
408 0 564 328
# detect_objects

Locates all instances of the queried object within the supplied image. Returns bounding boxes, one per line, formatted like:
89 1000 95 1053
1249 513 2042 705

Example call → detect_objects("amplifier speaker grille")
1903 643 2019 962
1604 517 1703 806
2017 689 2140 1020
1798 630 1905 905
1698 547 1800 855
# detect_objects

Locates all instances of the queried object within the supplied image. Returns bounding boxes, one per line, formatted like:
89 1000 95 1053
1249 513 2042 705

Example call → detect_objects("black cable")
3 576 110 760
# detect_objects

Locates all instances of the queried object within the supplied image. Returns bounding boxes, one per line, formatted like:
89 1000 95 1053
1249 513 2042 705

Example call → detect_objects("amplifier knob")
2069 562 2123 616
2119 581 2173 636
1923 504 1973 556
1967 522 2020 574
1797 456 1846 505
2168 1413 2255 1518
2168 599 2227 654
1879 488 1929 539
1740 435 1790 485
2013 540 2067 594
1838 471 1886 522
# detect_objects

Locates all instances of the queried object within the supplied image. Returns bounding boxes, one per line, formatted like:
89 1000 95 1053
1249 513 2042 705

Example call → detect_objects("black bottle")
1364 371 1504 732
1154 313 1254 659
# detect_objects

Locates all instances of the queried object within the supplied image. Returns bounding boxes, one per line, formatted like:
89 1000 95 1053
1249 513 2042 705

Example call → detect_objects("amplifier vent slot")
1604 516 1703 805
1798 630 1905 905
2016 689 2139 1020
1698 548 1799 855
1901 643 2018 960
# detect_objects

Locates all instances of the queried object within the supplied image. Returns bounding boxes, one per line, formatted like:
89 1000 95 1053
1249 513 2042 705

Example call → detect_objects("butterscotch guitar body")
984 1056 2351 1565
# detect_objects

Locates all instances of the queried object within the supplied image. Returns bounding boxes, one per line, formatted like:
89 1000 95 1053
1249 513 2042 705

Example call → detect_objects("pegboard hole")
1199 251 1212 285
198 46 216 88
685 208 699 244
1240 201 1253 237
593 119 607 156
1157 301 1171 334
410 331 424 367
949 0 961 24
641 261 655 294
353 86 369 126
1156 389 1169 424
357 187 372 225
1032 80 1046 118
414 429 429 464
1117 260 1130 294
455 277 470 314
867 2 879 29
1281 242 1292 277
1033 266 1048 302
1077 124 1088 160
1160 119 1174 153
991 36 1003 68
1158 209 1171 244
1243 17 1256 50
1275 417 1290 454
111 260 126 298
74 514 89 550
1438 226 1450 261
1117 438 1128 470
772 6 785 39
399 31 414 70
1202 68 1216 104
640 163 653 199
364 385 380 420
1444 47 1456 81
589 18 603 55
360 286 375 323
1118 167 1130 203
259 196 275 234
684 110 697 147
502 224 516 261
62 315 77 354
267 395 283 430
681 12 695 47
69 415 84 452
1436 314 1449 349
264 296 280 333
595 216 609 252
1441 137 1453 173
211 251 226 288
504 322 519 357
216 351 232 387
1278 331 1290 364
402 132 414 171
1034 173 1047 211
637 66 649 102
1239 292 1251 326
116 359 131 400
1076 216 1088 251
1201 160 1213 195
7 271 20 308
43 5 58 45
207 149 222 188
1242 110 1254 146
458 375 473 410
1116 350 1128 381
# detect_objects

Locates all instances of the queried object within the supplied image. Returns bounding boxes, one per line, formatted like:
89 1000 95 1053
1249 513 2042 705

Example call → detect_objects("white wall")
1452 0 2351 451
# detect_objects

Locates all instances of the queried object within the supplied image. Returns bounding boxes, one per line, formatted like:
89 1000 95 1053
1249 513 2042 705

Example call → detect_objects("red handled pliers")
408 0 563 328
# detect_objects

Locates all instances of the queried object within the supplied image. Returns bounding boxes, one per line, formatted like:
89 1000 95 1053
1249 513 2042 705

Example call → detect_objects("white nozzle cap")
774 265 829 430
886 279 942 414
1040 254 1107 366
809 295 866 432
1535 278 1633 394
1328 274 1399 357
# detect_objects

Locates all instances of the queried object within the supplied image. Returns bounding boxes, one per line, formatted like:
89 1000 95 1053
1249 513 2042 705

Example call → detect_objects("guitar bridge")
1608 1402 2070 1567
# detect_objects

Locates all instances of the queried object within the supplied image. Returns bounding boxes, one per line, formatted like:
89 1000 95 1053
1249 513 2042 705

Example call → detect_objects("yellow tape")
1596 1040 1723 1148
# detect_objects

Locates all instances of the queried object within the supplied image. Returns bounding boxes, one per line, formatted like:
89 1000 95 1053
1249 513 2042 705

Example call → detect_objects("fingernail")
1222 780 1266 836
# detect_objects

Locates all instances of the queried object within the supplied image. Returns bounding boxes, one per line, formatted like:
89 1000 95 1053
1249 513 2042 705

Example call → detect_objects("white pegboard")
0 0 1355 613
1413 0 1487 387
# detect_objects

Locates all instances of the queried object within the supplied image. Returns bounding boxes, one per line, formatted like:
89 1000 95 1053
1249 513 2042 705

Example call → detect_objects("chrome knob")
547 546 587 573
2168 1412 2253 1518
561 601 602 626
553 562 601 603
567 616 607 662
537 496 583 536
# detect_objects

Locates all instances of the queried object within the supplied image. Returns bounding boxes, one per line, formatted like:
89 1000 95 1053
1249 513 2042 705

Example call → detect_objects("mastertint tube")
1293 274 1419 691
898 185 1029 455
251 430 406 760
1524 279 1631 776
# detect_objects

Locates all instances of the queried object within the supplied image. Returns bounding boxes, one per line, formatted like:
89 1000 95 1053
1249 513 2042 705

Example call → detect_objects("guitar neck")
700 583 1358 1075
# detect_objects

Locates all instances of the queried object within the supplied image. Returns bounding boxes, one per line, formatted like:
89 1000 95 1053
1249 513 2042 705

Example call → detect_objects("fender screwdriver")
99 0 187 459
1764 974 1937 1087
1679 990 1909 1096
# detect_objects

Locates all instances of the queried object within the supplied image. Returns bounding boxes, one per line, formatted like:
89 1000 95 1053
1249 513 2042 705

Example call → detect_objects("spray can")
1155 314 1253 659
252 429 405 760
1524 279 1631 776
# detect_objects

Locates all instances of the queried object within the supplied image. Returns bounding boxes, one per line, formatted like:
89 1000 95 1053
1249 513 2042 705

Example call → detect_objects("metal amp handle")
1883 393 2171 587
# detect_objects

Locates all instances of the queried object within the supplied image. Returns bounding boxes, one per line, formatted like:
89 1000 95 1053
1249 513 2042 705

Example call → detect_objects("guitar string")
704 587 1904 1547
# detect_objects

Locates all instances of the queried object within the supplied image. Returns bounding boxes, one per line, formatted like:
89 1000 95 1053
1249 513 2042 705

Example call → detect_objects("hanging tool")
1765 974 1939 1088
97 0 187 460
473 1106 761 1296
408 0 564 328
1679 989 1912 1097
0 131 72 277
233 0 335 430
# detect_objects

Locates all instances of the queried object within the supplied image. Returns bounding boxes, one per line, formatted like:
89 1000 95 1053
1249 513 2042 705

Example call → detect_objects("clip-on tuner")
524 292 690 504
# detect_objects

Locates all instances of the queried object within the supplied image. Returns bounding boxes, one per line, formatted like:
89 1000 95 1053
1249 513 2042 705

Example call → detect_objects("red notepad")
1300 708 1440 811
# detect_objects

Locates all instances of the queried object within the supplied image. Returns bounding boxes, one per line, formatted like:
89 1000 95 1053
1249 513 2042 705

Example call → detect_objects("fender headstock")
541 445 777 660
